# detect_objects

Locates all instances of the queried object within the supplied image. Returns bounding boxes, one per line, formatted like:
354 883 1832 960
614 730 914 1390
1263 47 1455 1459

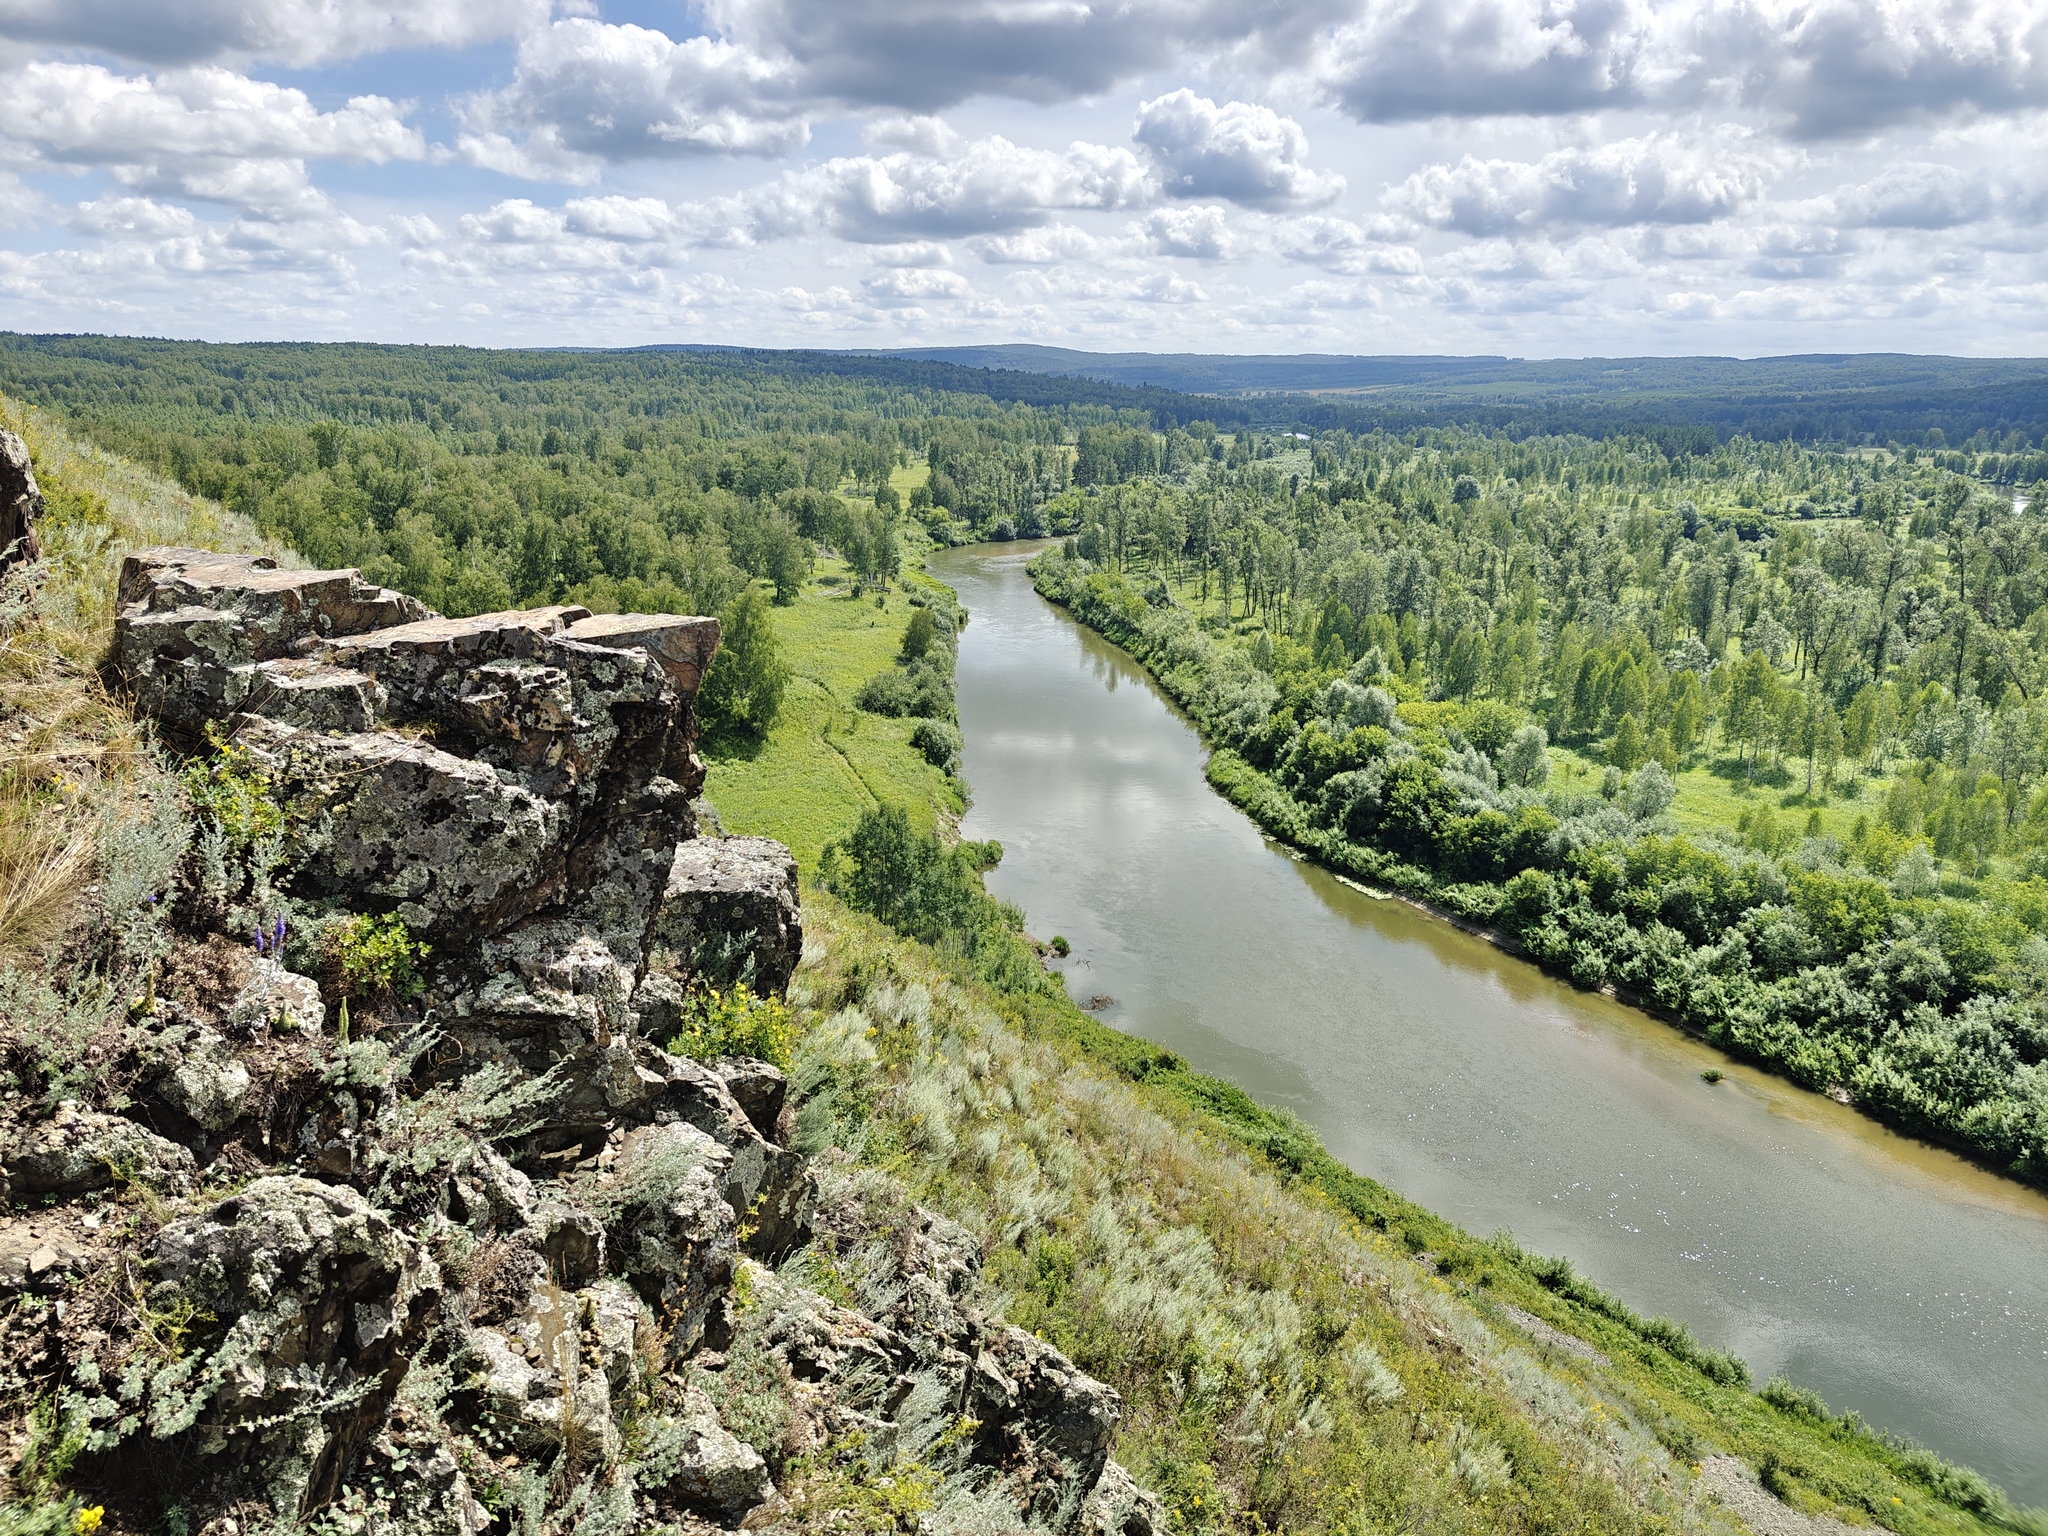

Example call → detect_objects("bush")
909 719 960 774
666 982 795 1070
854 658 954 721
331 912 429 999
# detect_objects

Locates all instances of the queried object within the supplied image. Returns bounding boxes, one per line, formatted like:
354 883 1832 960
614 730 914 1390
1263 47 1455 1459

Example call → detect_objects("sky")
2 0 2047 358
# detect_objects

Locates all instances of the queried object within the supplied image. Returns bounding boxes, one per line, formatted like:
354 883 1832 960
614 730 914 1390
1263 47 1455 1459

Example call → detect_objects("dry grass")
0 395 283 968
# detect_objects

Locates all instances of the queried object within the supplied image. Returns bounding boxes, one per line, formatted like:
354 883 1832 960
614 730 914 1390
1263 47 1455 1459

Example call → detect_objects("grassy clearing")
703 549 961 872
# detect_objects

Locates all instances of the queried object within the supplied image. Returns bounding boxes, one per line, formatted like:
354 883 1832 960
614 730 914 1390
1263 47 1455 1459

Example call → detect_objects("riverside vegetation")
0 350 2044 1535
1027 428 2048 1192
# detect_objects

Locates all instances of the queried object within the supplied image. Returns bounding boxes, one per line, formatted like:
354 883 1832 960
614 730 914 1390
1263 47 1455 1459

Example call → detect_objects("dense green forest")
1031 426 2048 1186
0 333 1204 622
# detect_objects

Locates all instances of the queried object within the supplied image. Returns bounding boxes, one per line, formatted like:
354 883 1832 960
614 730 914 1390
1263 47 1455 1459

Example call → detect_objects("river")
929 542 2048 1505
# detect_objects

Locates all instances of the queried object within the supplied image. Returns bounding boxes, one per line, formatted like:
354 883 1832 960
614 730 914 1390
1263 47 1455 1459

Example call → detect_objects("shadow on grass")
701 727 772 765
1704 752 1793 791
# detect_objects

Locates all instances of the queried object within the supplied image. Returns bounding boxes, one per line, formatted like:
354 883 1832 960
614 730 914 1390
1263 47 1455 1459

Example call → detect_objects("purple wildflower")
273 915 287 951
254 924 266 954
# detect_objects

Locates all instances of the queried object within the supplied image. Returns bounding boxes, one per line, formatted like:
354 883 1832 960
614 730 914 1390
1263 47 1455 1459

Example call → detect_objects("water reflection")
931 541 2048 1503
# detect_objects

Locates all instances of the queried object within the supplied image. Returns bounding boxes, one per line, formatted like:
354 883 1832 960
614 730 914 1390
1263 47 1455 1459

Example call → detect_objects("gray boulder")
3 1101 194 1197
112 548 427 732
150 1176 441 1516
655 837 803 996
228 957 327 1036
606 1122 739 1355
1084 1460 1170 1536
157 1029 254 1131
0 429 43 576
643 1384 774 1524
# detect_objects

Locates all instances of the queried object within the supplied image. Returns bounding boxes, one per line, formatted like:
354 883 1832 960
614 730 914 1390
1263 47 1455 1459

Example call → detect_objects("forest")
1031 424 2048 1186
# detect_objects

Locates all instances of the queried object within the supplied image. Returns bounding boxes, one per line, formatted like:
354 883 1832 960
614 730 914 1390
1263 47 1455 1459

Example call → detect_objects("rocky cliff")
0 543 1158 1536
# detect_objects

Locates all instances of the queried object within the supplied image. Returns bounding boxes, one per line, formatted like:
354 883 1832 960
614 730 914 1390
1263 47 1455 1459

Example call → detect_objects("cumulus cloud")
974 224 1103 264
457 18 807 181
709 135 1150 245
1386 134 1775 234
1133 205 1240 259
1133 90 1343 210
699 0 1352 112
0 62 422 217
1828 162 1995 228
0 0 543 67
1318 0 2048 138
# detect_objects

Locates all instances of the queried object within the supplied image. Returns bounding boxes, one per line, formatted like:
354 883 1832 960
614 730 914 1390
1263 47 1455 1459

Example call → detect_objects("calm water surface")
930 542 2048 1504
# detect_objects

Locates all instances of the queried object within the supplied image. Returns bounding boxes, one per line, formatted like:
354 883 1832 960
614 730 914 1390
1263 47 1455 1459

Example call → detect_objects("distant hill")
860 346 2048 446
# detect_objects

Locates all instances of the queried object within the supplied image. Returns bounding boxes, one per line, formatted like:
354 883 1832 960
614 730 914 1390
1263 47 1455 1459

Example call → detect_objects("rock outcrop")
0 540 1156 1536
0 429 42 576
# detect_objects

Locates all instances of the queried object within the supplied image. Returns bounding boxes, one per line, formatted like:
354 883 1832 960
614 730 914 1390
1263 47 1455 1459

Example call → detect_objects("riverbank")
1026 547 2048 1197
713 541 2044 1532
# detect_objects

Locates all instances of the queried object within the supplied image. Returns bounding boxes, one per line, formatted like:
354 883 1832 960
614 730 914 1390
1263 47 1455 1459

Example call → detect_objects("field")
703 543 960 873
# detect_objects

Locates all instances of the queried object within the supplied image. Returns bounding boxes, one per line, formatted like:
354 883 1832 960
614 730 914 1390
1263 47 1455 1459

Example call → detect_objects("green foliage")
1034 546 2048 1191
665 982 796 1070
330 912 429 999
821 805 1043 994
179 725 282 847
700 585 793 746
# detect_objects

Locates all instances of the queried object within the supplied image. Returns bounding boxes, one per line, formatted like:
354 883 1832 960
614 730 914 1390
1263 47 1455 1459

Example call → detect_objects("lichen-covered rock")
112 548 427 731
968 1325 1122 1528
150 1176 441 1516
157 1029 254 1132
712 1057 788 1143
1083 1460 1169 1536
240 719 564 947
606 1122 738 1354
228 957 327 1036
648 1054 812 1259
0 429 44 576
655 838 802 996
2 1102 194 1197
642 1384 774 1524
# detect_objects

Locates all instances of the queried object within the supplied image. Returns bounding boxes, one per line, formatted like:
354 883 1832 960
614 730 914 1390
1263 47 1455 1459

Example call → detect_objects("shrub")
666 982 795 1070
908 719 959 773
331 912 429 999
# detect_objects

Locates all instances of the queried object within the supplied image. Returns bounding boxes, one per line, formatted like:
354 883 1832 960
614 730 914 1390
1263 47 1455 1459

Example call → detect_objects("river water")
929 542 2048 1504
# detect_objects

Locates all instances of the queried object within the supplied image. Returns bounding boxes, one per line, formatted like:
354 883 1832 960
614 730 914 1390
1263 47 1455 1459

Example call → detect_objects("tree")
1815 702 1845 792
1726 650 1779 777
1501 723 1551 788
1611 713 1647 771
697 585 792 746
900 605 938 664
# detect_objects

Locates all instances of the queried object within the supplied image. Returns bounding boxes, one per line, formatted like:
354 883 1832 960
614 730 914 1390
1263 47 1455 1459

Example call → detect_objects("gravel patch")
1699 1456 1866 1536
1498 1303 1608 1365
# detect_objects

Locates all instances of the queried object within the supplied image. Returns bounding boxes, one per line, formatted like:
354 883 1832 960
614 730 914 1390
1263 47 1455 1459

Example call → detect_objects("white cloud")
1828 162 1995 228
1317 0 2048 138
457 18 807 181
1133 90 1343 210
0 0 545 67
710 135 1151 245
974 224 1103 264
862 266 976 306
1386 134 1776 234
0 62 421 217
1134 205 1240 259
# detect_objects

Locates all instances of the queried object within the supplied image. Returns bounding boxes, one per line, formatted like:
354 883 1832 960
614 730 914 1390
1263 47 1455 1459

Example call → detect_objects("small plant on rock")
331 912 430 1002
666 983 794 1069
